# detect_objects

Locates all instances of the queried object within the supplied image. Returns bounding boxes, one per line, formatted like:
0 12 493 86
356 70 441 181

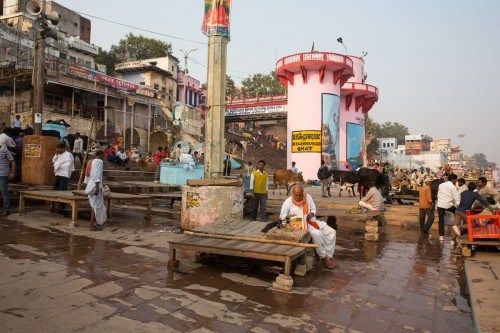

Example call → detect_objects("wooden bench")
150 192 182 208
168 219 313 291
19 190 152 227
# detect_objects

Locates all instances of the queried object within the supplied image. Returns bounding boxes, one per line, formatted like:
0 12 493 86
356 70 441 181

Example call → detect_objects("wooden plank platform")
168 219 313 285
19 190 152 227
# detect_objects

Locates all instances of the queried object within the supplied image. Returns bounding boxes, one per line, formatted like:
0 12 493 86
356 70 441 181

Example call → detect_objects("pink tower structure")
275 52 354 180
339 56 379 170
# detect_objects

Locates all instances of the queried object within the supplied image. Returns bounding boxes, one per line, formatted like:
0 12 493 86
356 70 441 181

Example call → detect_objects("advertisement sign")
321 93 340 168
202 0 231 38
346 123 365 169
67 64 156 96
291 130 321 153
225 104 286 117
24 144 42 158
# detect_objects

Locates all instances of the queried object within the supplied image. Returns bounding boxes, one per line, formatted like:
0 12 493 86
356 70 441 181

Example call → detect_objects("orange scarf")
291 193 320 229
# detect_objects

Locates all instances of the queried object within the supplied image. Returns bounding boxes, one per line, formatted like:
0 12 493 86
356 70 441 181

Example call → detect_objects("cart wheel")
461 245 472 257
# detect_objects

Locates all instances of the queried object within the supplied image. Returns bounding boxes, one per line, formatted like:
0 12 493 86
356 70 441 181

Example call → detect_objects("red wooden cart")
459 210 500 256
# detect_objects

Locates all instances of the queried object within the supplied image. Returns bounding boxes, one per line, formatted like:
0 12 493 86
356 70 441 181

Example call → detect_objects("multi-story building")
177 72 205 108
448 146 463 174
377 137 397 155
0 1 170 152
430 138 451 153
404 134 432 155
115 56 180 106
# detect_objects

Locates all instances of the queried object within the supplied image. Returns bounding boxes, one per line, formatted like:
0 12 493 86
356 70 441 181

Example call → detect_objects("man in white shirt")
11 115 22 129
0 128 16 149
290 162 299 173
279 184 337 269
116 147 129 166
436 173 460 241
72 132 84 166
53 143 75 191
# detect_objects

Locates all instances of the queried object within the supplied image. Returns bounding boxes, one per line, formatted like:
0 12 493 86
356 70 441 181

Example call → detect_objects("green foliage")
471 153 495 170
225 75 240 99
111 33 172 62
365 116 409 145
95 48 116 75
95 33 172 75
240 71 285 98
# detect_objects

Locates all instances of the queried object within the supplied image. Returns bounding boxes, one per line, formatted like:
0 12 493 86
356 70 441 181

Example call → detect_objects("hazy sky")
57 0 500 164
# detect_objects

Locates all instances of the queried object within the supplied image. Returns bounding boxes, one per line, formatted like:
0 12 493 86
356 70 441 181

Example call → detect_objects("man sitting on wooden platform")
279 184 337 269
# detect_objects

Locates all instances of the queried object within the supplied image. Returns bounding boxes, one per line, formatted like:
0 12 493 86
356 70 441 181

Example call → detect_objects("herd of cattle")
272 168 390 198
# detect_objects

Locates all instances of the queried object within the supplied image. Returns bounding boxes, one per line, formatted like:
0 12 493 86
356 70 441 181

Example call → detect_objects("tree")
240 71 285 98
95 48 116 75
94 33 172 75
225 75 240 99
471 153 493 170
378 121 409 144
111 33 172 62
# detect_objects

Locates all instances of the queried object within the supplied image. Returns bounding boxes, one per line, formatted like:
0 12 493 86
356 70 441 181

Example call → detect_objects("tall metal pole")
204 35 228 179
32 0 46 135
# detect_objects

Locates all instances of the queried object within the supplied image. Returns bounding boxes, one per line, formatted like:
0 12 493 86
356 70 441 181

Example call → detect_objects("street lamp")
180 48 197 74
26 0 60 135
337 37 347 54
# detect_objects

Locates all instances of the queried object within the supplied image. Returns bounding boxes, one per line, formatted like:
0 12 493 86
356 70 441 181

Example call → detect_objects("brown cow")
272 170 304 195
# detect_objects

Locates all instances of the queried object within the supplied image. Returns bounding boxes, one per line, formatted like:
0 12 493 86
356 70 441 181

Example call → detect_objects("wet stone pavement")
0 217 473 332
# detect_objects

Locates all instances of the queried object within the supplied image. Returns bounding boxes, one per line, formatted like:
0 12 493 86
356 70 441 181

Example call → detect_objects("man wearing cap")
418 178 434 234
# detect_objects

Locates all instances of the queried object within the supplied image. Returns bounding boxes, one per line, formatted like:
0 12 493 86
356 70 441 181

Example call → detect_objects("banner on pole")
202 0 231 38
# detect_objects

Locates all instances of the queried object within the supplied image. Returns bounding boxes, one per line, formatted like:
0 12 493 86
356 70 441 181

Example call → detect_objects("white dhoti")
308 221 336 259
85 159 107 226
279 193 337 259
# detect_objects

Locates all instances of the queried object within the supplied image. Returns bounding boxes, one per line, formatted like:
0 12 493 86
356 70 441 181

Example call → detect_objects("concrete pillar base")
181 180 243 230
272 274 294 292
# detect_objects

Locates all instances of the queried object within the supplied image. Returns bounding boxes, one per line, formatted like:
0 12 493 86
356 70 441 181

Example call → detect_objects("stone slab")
465 253 500 333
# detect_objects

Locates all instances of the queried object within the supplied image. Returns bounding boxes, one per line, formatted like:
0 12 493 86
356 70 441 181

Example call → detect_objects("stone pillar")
204 35 228 179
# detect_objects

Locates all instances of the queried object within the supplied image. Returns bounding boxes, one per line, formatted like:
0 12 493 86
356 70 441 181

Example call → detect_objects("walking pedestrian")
72 132 84 166
250 160 268 221
317 160 331 198
85 150 106 231
0 145 16 216
435 173 459 241
418 178 434 233
223 155 232 176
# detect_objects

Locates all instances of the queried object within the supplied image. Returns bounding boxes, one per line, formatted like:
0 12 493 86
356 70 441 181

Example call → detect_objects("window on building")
85 60 91 68
171 66 175 72
153 83 160 90
73 22 78 27
139 81 145 86
70 56 77 63
60 52 67 59
77 58 84 65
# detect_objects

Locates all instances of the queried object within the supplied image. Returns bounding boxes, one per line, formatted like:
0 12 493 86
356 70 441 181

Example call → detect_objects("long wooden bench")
19 190 153 227
168 219 313 291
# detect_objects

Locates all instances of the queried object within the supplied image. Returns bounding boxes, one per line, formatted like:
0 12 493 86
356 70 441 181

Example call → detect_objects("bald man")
279 184 337 269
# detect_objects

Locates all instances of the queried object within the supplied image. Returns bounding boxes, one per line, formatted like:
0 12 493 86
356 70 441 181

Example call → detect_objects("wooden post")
76 117 95 191
147 104 151 153
122 99 127 147
71 89 75 117
130 103 135 148
104 87 108 138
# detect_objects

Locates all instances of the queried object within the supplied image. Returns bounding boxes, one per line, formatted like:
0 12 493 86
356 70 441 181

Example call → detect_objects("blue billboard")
321 93 340 169
346 122 365 169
